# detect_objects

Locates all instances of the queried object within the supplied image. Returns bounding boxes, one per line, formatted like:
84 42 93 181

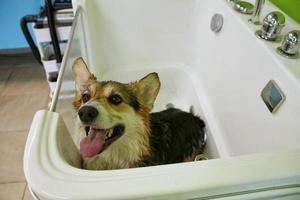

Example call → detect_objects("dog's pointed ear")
136 72 160 110
72 57 95 91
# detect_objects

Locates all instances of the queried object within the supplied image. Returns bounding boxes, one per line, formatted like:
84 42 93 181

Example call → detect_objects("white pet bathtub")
24 0 300 199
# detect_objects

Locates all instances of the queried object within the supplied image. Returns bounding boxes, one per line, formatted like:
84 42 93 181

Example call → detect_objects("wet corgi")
72 57 206 170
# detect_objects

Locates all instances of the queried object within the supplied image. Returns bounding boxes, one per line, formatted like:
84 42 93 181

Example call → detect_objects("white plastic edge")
24 110 300 200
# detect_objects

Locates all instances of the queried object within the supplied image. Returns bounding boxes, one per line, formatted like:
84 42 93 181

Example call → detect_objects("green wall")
270 0 300 24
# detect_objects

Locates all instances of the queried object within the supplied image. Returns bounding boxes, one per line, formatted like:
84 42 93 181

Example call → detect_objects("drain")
210 14 223 33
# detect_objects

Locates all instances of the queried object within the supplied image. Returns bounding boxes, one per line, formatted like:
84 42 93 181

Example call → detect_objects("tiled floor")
0 53 50 200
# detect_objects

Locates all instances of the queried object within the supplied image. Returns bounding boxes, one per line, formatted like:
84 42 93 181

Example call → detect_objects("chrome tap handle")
276 30 300 59
262 11 285 40
255 11 285 41
249 0 265 24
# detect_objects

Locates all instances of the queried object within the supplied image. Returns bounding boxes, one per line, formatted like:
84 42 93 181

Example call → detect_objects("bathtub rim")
24 110 300 200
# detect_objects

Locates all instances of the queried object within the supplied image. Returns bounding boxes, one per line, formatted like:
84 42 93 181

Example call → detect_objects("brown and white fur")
72 57 206 170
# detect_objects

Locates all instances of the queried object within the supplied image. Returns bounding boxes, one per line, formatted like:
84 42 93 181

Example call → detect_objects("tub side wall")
191 1 300 155
80 0 200 78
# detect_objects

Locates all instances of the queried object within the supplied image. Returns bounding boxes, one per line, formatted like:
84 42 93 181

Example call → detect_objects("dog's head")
72 58 160 166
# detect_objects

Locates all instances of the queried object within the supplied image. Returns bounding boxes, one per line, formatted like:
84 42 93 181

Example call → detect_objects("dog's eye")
108 94 123 105
81 93 90 103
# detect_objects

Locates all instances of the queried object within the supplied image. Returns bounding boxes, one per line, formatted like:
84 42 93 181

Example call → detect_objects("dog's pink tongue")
80 128 106 158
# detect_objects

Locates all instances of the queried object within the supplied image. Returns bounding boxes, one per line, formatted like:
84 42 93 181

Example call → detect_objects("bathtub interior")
55 1 221 168
56 66 220 168
54 0 300 169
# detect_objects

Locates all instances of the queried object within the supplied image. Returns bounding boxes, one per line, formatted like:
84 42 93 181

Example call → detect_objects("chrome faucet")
249 0 265 25
255 11 285 41
276 30 300 59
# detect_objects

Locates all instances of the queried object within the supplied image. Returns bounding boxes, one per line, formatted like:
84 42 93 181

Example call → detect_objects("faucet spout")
249 0 265 25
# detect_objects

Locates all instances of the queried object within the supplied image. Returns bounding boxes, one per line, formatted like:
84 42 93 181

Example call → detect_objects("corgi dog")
72 57 206 170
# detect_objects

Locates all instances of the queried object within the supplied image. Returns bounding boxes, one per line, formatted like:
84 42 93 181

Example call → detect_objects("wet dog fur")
72 57 206 170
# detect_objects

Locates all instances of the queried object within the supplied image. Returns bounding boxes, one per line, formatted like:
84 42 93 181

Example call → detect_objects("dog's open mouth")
80 124 125 158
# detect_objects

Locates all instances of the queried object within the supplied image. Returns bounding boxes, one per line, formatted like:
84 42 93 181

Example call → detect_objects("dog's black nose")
78 106 99 123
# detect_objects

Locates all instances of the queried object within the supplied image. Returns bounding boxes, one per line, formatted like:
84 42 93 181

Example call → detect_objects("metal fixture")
261 80 285 114
234 1 254 15
203 131 207 147
276 30 300 59
255 11 285 42
20 15 42 65
210 14 223 33
249 0 265 25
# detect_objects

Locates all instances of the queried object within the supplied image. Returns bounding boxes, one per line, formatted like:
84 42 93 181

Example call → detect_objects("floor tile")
23 185 34 200
14 53 40 68
0 67 13 94
0 93 49 132
2 66 49 96
0 55 18 67
0 131 29 183
14 60 41 69
0 182 26 200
